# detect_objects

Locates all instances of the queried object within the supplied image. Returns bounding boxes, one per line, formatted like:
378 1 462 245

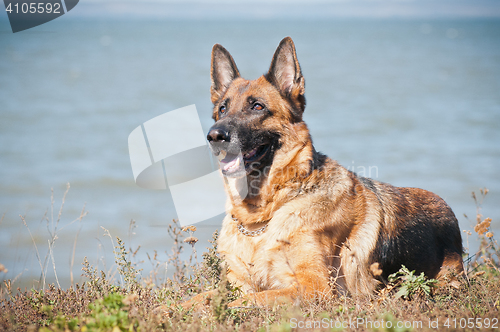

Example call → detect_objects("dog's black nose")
207 128 230 143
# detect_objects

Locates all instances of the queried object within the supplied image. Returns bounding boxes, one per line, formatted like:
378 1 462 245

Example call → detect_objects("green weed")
388 266 438 300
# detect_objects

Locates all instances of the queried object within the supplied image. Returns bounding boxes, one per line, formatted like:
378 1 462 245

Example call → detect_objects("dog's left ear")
266 37 306 119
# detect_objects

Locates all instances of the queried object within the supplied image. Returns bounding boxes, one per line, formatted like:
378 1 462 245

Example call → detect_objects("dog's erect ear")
211 44 240 104
266 37 306 117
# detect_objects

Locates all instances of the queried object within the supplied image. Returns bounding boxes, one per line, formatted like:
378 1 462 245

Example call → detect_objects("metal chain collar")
233 215 269 237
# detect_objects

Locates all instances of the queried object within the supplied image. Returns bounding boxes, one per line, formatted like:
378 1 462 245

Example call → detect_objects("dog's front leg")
179 290 217 310
155 290 216 316
228 282 328 307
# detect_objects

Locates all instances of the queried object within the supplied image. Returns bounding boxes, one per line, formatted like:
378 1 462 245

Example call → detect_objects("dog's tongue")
221 157 237 171
219 153 243 172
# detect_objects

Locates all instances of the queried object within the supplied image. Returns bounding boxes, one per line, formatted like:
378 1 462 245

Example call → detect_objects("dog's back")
366 179 463 281
340 171 464 293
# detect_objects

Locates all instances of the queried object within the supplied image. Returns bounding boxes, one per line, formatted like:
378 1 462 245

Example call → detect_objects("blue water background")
1 4 499 289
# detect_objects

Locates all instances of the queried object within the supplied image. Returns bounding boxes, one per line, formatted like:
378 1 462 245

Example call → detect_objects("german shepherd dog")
184 37 464 308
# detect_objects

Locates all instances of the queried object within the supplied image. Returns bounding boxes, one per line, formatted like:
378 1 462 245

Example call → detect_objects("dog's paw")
152 304 174 318
227 297 257 308
180 291 214 311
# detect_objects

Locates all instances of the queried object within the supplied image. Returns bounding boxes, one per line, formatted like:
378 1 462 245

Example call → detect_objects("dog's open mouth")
243 144 269 165
218 144 270 176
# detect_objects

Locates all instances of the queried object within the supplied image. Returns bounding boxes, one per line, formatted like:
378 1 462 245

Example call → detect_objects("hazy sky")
66 0 500 19
1 0 500 21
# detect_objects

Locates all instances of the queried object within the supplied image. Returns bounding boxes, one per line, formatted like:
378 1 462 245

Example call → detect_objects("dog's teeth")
218 151 227 160
245 147 257 159
251 149 257 157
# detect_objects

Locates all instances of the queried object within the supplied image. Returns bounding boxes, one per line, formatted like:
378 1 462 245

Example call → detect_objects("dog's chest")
217 226 296 292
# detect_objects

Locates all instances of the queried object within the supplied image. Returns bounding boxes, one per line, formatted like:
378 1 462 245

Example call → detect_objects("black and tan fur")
183 37 464 308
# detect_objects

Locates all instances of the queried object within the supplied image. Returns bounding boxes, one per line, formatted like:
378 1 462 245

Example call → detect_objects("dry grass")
0 188 499 331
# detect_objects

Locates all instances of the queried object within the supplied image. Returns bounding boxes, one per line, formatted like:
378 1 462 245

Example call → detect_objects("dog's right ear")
266 37 306 120
211 44 240 104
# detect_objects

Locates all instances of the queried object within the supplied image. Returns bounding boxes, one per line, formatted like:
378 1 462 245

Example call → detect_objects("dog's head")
207 37 306 184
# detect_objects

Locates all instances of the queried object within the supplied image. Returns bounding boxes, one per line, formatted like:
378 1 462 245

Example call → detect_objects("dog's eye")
219 105 226 114
252 103 264 111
